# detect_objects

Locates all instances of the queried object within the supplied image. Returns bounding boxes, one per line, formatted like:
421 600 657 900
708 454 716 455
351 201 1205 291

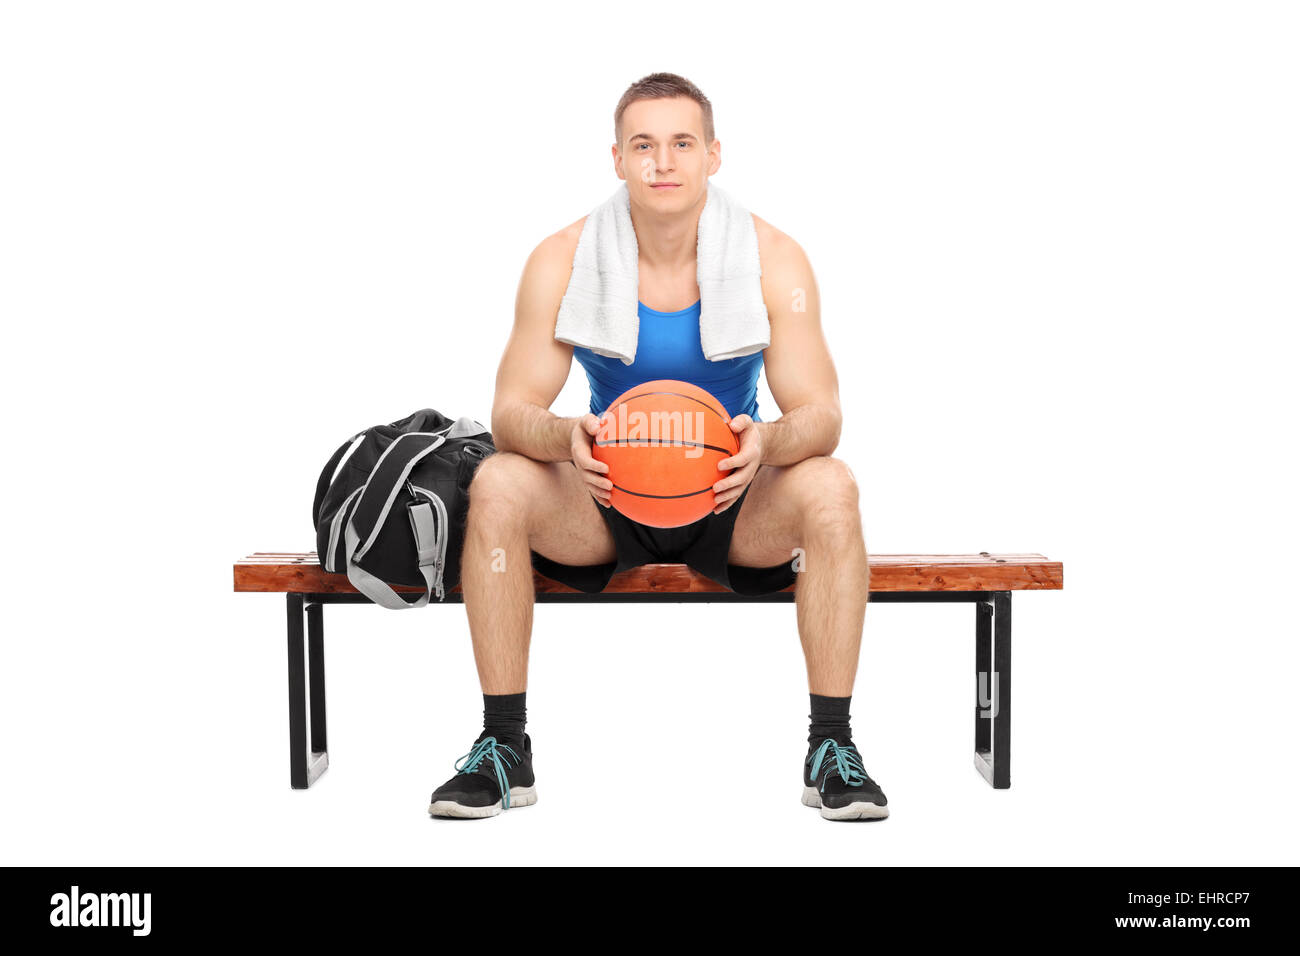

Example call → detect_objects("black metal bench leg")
974 600 992 757
307 602 328 758
974 591 1012 788
286 594 329 789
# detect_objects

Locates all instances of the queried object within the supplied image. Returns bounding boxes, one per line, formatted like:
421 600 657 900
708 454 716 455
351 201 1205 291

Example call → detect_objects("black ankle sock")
481 692 527 748
809 693 853 746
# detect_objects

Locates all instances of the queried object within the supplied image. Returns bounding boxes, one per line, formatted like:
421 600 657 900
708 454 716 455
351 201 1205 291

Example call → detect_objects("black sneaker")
802 738 889 820
428 734 537 818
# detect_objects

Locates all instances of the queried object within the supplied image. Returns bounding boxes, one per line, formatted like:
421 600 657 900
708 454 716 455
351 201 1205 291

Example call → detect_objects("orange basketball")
591 379 739 528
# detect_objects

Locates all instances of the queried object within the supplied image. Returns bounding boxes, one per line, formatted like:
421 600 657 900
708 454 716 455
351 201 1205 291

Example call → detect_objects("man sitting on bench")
428 72 888 821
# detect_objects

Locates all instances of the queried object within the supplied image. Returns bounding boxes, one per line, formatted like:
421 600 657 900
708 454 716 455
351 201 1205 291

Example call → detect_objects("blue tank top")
572 299 764 421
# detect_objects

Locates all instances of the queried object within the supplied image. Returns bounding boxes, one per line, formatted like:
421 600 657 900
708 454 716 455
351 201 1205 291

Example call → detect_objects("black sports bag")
312 409 495 608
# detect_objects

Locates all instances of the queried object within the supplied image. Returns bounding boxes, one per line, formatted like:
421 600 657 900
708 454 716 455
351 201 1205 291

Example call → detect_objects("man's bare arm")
753 216 844 466
491 225 585 461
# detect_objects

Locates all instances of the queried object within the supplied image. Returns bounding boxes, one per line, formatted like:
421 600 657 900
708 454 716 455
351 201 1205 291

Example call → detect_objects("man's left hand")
712 415 762 515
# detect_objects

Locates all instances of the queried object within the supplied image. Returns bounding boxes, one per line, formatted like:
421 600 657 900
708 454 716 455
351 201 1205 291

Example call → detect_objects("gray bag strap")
350 417 488 562
343 501 440 609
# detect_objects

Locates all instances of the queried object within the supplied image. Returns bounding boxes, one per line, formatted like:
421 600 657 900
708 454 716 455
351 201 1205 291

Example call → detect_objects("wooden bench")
234 552 1063 791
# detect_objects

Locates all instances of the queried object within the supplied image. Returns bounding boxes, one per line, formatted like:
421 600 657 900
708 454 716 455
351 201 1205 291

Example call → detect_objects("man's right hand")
571 413 613 508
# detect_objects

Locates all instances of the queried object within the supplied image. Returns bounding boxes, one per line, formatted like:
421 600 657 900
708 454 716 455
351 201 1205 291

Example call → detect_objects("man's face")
615 96 719 212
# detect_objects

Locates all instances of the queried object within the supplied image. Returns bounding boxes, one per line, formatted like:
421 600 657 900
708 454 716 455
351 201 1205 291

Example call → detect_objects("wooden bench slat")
233 552 1063 594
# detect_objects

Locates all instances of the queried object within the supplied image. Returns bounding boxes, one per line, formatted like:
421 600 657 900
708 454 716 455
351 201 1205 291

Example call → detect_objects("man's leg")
430 453 616 818
727 456 868 695
726 456 887 820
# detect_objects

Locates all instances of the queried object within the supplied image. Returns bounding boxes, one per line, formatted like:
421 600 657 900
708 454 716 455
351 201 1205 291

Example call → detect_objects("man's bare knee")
467 452 541 528
793 456 862 538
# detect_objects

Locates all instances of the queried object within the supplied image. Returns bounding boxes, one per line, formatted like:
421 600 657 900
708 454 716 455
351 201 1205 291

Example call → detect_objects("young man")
427 73 887 821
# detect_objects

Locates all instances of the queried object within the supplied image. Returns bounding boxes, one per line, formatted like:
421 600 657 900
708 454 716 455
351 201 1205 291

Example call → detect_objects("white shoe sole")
802 785 889 820
429 785 538 819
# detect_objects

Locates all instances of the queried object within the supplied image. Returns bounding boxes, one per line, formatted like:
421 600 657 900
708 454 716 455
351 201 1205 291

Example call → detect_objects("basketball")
591 379 739 528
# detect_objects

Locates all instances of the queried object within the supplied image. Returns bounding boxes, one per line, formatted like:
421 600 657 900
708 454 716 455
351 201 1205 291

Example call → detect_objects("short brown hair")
614 72 714 146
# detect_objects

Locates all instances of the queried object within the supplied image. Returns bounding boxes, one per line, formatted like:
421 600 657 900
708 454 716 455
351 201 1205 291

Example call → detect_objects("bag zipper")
409 483 449 600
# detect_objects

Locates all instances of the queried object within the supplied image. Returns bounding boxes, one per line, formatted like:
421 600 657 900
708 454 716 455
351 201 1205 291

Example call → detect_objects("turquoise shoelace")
454 737 521 809
807 739 867 790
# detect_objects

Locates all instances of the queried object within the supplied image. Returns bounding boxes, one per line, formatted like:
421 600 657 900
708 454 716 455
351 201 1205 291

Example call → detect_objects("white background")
2 0 1296 865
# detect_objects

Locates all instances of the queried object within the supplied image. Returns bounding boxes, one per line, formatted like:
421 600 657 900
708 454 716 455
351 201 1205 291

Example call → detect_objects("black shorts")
529 463 797 596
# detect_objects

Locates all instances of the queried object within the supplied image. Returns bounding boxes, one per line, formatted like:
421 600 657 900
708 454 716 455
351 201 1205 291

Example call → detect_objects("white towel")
554 180 769 366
